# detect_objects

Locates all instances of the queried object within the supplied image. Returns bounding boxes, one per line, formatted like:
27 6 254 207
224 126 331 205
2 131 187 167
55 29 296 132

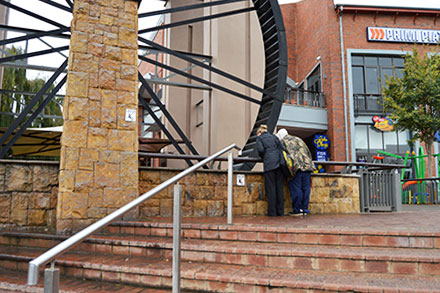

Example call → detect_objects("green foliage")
382 46 440 177
0 46 63 128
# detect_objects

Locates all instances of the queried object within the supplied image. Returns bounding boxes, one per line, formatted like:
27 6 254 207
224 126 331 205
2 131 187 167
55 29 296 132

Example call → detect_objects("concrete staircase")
0 220 440 292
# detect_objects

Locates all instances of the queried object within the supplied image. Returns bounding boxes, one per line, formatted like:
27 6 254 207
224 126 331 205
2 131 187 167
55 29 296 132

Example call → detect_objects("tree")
382 47 440 178
0 46 63 128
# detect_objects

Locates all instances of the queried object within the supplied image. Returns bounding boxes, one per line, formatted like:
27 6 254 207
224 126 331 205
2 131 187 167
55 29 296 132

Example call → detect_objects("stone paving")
145 204 440 233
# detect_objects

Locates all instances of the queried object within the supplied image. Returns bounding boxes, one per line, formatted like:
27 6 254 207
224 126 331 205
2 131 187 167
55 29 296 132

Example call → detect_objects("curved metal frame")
0 0 287 171
236 0 288 170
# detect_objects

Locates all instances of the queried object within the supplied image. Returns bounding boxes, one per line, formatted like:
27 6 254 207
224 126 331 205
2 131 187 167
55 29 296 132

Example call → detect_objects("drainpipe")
338 6 350 161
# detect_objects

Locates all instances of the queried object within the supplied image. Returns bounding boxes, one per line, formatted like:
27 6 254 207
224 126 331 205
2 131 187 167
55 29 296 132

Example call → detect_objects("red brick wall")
280 4 296 81
341 12 440 52
282 0 348 162
281 0 440 163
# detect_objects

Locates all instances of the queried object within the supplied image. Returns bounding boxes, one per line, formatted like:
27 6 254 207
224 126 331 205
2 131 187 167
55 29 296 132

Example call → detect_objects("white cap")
276 128 288 140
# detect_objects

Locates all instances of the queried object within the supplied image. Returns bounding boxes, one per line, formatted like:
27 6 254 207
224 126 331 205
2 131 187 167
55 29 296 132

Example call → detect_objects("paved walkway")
147 205 440 233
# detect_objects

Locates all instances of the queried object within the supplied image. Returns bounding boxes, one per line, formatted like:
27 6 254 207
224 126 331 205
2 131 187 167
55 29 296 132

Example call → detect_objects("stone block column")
57 0 139 233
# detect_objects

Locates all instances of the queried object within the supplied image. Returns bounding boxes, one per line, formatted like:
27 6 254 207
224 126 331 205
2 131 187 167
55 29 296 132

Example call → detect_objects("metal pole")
227 152 233 224
393 169 402 212
338 6 350 161
172 184 182 293
44 262 59 293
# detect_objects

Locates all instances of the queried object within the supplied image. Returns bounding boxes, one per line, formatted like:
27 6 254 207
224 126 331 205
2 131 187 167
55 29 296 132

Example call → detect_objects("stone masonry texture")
57 0 139 233
138 169 360 217
0 161 59 229
0 161 360 229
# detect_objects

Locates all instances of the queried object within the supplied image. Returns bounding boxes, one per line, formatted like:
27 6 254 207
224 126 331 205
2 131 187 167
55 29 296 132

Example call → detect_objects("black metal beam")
0 46 69 64
139 73 202 159
0 59 68 159
0 27 70 47
0 89 65 98
138 91 194 167
139 44 212 61
0 75 67 159
0 25 71 40
0 0 68 29
139 37 276 100
0 62 68 73
38 0 72 13
65 0 73 9
139 0 246 18
139 7 255 34
139 55 260 104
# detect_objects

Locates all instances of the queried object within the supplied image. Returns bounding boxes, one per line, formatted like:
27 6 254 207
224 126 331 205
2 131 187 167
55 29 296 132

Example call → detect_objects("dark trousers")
264 167 284 216
288 171 311 213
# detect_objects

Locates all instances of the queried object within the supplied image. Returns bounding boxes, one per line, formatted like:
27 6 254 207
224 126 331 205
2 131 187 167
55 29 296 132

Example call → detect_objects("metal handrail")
138 152 407 171
28 143 241 286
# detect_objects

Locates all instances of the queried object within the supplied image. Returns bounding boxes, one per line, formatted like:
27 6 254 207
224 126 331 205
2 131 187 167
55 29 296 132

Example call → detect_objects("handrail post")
227 151 233 224
393 169 402 212
172 183 182 293
44 262 59 293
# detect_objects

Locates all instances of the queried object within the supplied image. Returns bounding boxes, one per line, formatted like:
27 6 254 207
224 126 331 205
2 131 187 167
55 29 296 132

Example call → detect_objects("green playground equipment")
433 153 440 178
376 146 438 204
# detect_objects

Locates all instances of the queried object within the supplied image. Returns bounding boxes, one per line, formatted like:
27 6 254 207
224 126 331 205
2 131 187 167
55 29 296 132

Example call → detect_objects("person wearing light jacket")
276 128 315 216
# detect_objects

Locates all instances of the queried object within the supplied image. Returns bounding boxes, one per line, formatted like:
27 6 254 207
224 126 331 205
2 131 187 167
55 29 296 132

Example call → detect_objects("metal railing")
353 93 385 115
402 177 440 205
139 154 406 213
359 168 401 212
284 87 325 108
315 161 405 212
27 143 241 292
0 90 64 128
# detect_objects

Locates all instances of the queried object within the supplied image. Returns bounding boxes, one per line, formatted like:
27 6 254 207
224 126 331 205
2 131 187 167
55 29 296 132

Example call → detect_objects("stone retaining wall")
0 160 59 228
138 168 360 218
0 161 360 228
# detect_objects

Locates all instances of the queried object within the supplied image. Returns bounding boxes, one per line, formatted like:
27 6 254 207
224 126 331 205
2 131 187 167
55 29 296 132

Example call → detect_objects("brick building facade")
280 0 440 166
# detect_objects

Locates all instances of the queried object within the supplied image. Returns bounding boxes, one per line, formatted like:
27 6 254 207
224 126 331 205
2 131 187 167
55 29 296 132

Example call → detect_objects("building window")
355 124 410 162
196 100 203 127
306 64 321 93
352 55 404 115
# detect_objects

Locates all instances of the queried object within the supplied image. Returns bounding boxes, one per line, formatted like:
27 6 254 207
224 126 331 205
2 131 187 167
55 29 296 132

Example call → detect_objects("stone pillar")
57 0 139 233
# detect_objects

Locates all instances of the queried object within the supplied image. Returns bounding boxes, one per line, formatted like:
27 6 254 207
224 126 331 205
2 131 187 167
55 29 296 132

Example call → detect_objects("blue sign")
313 135 330 151
316 150 328 162
435 131 440 142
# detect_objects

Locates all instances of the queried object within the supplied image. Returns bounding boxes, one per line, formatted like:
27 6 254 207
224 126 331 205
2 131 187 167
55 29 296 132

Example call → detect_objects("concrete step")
1 232 440 277
105 220 440 249
0 246 440 292
0 267 173 293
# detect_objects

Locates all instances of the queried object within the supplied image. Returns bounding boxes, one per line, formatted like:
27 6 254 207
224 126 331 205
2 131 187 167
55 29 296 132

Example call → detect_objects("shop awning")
0 126 63 157
0 126 179 158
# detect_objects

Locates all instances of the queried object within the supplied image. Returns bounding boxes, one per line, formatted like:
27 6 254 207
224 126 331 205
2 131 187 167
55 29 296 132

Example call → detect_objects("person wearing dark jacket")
256 124 284 217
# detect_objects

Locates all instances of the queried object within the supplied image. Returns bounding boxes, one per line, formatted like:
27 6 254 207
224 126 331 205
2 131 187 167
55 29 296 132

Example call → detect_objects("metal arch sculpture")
237 0 287 170
0 0 287 171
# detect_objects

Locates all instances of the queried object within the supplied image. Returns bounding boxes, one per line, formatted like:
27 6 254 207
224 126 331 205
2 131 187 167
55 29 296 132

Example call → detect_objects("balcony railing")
284 87 325 108
353 93 385 115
